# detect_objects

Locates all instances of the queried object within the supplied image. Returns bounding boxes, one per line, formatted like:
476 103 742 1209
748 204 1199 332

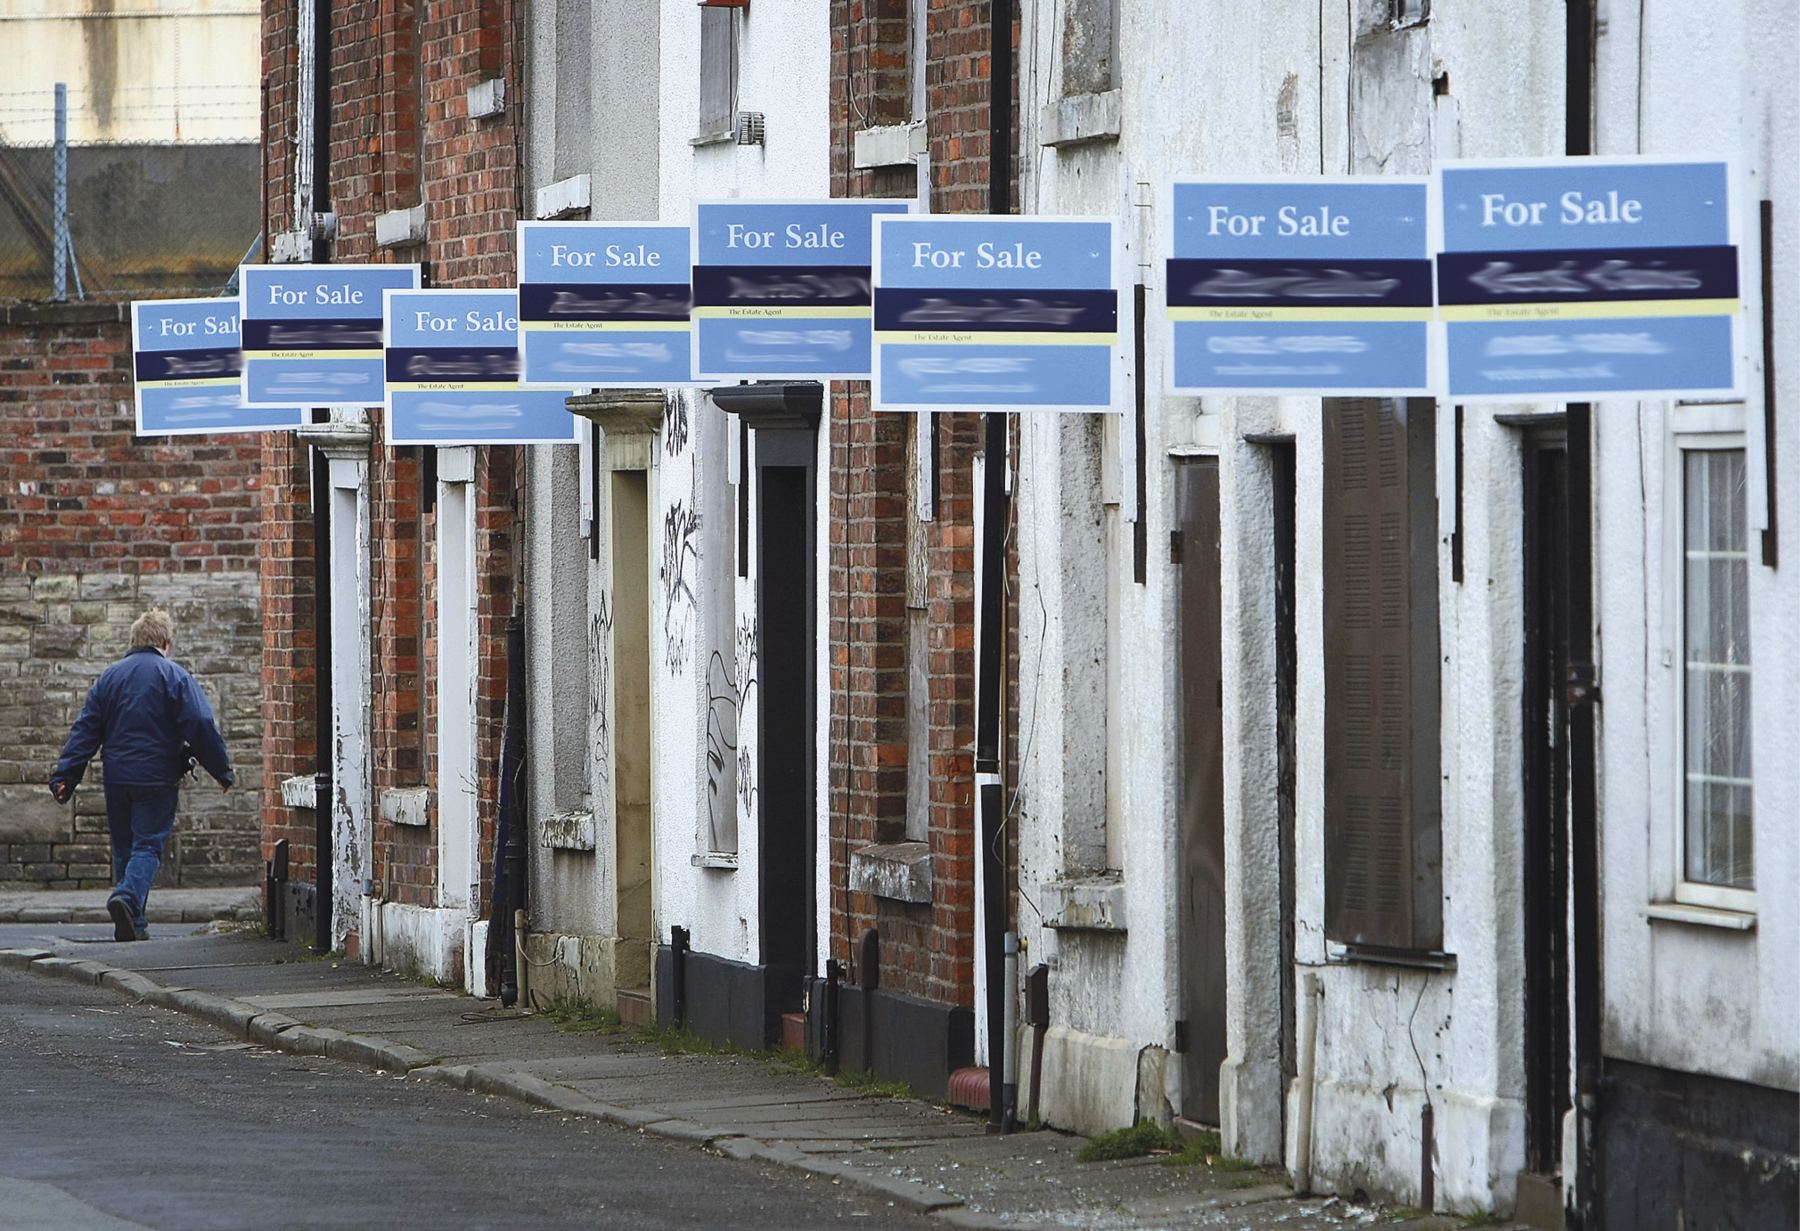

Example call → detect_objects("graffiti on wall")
589 591 613 803
702 613 758 852
659 501 701 672
664 394 690 457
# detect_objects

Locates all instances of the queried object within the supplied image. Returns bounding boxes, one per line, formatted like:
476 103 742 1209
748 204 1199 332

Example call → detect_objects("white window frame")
1667 403 1755 914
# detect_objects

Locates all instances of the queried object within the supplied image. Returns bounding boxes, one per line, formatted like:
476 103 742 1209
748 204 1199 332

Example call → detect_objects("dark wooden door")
1176 457 1226 1123
1521 426 1571 1177
756 430 816 1034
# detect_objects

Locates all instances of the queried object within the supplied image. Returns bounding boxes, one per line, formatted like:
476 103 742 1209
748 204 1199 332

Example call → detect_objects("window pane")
1683 448 1753 890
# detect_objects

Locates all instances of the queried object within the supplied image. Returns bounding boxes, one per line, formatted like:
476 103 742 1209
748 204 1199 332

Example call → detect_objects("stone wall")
0 303 265 891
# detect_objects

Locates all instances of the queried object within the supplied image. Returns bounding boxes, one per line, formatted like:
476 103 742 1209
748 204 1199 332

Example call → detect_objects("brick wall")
259 0 523 921
0 302 264 890
826 0 1016 1009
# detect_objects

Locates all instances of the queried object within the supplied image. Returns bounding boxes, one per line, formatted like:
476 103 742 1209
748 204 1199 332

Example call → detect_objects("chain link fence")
0 88 259 305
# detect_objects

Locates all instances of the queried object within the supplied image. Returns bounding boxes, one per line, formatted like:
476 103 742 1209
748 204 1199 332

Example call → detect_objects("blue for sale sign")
1166 179 1432 395
872 216 1118 412
517 222 694 387
384 288 579 446
131 297 303 435
239 263 419 408
1437 158 1743 399
692 199 911 381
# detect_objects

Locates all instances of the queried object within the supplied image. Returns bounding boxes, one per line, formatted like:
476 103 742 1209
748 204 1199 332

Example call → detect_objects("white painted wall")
1009 0 1686 1214
1591 0 1799 1098
651 0 832 975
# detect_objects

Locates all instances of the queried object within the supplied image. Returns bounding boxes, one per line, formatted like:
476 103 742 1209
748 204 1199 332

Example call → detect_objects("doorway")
1520 425 1571 1181
1175 457 1226 1122
756 431 816 1040
611 470 655 1000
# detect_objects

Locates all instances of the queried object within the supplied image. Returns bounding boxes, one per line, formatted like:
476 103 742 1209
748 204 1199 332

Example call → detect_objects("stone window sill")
849 841 932 904
1642 900 1756 930
1039 90 1121 148
1042 874 1126 932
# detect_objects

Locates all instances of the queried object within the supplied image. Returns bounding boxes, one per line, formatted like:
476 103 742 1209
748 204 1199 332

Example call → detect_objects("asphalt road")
0 966 930 1231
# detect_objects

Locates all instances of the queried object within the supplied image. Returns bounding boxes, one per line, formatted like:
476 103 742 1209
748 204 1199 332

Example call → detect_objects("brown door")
1175 457 1226 1122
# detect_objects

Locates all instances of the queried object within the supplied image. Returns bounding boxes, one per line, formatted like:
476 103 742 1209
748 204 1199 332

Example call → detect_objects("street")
0 966 926 1230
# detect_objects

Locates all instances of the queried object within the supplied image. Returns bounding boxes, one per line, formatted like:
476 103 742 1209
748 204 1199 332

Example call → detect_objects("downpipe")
1001 933 1019 1132
1293 970 1322 1195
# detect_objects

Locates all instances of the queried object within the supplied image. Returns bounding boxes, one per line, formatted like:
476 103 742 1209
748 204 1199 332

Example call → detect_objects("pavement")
0 890 1522 1230
0 885 261 925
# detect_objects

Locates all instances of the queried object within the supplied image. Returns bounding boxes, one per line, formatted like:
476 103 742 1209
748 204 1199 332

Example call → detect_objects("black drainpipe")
306 0 335 954
311 442 334 953
977 0 1014 1135
495 614 529 1007
1564 0 1602 1226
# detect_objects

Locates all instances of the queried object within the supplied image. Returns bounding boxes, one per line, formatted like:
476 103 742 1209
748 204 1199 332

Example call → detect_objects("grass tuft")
834 1068 913 1100
536 993 626 1035
1076 1121 1184 1163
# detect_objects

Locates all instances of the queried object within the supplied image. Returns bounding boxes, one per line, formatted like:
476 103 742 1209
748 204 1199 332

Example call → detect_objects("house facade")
258 0 524 979
249 0 1796 1223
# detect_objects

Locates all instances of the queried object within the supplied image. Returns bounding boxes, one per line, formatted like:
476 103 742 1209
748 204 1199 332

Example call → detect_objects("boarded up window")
1061 0 1114 96
699 7 738 139
1323 398 1442 952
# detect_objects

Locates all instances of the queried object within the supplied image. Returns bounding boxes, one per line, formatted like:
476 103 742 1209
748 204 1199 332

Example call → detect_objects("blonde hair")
130 609 174 650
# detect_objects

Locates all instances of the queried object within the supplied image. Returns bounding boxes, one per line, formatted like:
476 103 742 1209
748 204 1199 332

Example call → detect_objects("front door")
1175 457 1227 1122
756 430 816 1042
1521 426 1571 1181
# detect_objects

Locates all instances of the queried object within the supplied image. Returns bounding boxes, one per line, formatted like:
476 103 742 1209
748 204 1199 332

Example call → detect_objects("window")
1060 0 1115 97
1322 399 1443 954
698 6 739 140
1678 443 1754 906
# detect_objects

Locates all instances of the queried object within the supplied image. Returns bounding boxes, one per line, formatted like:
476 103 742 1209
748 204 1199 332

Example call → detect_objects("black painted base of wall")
654 944 804 1051
1599 1057 1798 1229
804 981 973 1102
271 880 317 948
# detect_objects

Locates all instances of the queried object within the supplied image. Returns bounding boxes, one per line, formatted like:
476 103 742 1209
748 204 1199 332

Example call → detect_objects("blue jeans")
104 784 179 931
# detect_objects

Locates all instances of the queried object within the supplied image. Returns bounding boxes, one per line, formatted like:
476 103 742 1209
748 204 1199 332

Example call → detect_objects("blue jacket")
51 647 234 789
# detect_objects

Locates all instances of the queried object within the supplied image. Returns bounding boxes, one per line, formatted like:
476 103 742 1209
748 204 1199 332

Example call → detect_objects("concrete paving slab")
240 987 462 1010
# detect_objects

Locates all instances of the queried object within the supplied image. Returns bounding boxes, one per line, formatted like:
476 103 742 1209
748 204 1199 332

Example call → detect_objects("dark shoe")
106 894 136 943
134 924 149 941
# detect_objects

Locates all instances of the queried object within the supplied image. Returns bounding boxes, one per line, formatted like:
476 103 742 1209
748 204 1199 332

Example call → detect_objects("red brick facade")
826 0 1017 1008
0 301 265 888
258 0 523 914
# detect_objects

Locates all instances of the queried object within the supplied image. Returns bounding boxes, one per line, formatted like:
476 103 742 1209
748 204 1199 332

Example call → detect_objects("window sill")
1643 901 1756 930
1043 874 1127 933
1039 89 1121 148
691 851 738 870
849 841 932 904
690 130 736 148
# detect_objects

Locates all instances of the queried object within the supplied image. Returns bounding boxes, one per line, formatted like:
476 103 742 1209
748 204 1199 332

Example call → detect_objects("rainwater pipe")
1293 970 1322 1195
1001 933 1019 1131
977 0 1015 1135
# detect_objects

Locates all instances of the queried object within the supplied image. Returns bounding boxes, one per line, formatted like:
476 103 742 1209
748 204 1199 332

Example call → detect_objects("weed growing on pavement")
537 994 625 1034
635 1022 751 1056
267 936 339 964
834 1068 913 1100
1076 1121 1183 1162
1158 1125 1223 1166
1456 1210 1497 1227
766 1044 821 1076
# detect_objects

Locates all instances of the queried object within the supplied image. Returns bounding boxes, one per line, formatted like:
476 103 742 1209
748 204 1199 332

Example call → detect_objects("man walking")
49 609 234 941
